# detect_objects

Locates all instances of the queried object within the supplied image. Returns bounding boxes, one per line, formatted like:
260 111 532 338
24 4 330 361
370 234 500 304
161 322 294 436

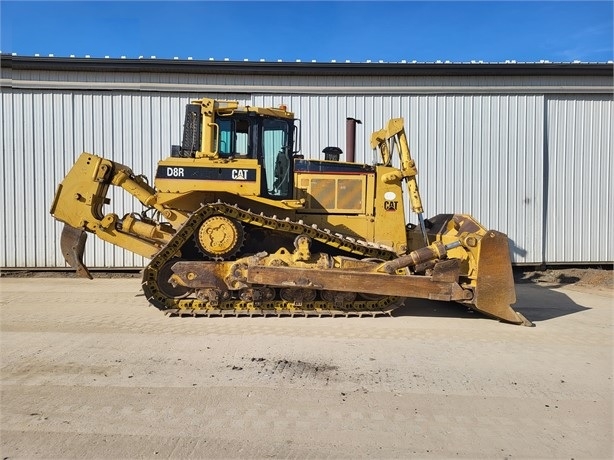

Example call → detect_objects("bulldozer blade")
473 231 533 326
60 224 93 280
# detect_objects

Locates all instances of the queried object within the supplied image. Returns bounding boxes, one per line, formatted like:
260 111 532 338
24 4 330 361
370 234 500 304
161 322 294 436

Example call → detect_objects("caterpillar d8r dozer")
50 98 532 326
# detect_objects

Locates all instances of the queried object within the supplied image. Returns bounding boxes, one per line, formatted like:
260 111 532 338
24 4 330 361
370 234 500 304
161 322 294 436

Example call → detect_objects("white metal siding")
254 94 544 263
1 67 612 268
545 95 614 263
0 89 250 269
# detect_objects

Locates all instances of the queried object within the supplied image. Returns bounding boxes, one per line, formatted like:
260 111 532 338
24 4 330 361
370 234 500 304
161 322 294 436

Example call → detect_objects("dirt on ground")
516 266 613 288
0 273 612 459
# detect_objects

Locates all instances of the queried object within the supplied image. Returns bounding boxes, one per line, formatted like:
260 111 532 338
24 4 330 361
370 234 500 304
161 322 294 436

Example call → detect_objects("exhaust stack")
345 117 362 163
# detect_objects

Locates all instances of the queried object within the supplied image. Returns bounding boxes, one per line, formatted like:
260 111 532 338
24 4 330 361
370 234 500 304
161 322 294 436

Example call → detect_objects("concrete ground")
0 276 612 459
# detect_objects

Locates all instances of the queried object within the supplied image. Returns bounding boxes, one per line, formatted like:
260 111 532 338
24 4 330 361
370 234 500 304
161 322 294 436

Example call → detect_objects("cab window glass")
263 119 291 197
217 119 250 157
218 119 232 156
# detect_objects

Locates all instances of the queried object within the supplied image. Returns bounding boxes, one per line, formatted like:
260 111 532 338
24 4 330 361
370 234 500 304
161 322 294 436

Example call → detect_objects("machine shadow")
509 283 590 322
391 282 590 324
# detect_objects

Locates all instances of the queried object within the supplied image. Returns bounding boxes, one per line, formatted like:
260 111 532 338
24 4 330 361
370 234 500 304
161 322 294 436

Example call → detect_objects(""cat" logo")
232 169 249 180
384 200 398 211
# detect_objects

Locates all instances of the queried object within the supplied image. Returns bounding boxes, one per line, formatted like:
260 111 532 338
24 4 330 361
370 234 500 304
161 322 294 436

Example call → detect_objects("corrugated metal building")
1 55 612 268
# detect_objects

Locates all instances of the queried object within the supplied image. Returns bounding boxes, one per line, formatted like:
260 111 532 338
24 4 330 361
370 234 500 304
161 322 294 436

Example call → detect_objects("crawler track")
142 202 404 317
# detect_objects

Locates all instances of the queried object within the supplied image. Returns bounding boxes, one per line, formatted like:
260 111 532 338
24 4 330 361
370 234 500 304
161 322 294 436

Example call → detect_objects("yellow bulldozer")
50 98 532 325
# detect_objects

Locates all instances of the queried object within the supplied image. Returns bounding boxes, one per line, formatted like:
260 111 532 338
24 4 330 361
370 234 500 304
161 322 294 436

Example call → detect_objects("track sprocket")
194 215 244 260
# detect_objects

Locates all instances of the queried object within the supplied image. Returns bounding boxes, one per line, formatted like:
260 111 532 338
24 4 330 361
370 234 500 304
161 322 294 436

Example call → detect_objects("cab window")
263 118 291 198
218 119 250 157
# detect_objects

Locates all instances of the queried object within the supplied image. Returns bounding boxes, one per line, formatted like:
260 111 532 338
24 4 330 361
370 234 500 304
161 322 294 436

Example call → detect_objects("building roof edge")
2 54 613 77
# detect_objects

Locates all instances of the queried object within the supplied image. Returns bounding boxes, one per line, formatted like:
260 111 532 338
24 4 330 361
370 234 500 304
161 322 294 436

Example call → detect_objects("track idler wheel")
157 259 192 299
194 215 244 260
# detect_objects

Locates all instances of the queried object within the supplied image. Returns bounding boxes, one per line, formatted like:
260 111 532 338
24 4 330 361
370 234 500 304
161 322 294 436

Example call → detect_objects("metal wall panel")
0 89 250 269
254 93 544 263
1 67 612 268
545 95 613 263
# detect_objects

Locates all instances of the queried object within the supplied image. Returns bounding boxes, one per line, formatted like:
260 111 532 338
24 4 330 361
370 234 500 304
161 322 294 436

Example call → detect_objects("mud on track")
1 277 612 459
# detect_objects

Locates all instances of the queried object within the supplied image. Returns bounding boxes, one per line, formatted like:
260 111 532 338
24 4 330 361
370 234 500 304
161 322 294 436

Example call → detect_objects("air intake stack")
323 146 343 161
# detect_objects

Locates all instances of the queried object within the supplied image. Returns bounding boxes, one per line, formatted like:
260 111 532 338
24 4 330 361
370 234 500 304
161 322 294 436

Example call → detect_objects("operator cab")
217 114 295 198
171 100 298 199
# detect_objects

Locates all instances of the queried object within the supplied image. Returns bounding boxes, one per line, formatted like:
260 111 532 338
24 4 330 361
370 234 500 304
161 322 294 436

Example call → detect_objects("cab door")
261 118 293 199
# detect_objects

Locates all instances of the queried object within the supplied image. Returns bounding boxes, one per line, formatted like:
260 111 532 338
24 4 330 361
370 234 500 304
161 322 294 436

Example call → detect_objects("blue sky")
1 1 612 63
